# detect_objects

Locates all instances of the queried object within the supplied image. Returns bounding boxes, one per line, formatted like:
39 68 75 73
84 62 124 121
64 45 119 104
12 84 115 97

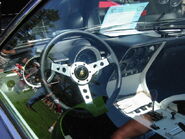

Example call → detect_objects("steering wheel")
23 56 41 88
40 30 122 112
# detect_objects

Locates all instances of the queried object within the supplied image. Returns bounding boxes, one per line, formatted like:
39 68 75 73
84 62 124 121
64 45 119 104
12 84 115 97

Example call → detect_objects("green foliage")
6 90 58 139
6 80 16 88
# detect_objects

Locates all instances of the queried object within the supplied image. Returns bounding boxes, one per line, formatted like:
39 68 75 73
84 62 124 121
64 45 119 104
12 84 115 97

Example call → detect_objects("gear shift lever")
150 89 158 112
147 89 164 122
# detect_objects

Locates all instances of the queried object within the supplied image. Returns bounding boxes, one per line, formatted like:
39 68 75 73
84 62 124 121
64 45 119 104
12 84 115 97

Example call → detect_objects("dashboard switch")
140 106 147 111
135 109 141 113
178 122 185 132
151 124 160 130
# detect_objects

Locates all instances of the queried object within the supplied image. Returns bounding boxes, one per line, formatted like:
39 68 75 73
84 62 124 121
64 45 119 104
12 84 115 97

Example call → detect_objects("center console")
114 92 185 139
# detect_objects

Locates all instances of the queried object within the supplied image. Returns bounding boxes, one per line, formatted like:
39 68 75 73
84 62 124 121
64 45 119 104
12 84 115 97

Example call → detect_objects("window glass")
0 0 70 138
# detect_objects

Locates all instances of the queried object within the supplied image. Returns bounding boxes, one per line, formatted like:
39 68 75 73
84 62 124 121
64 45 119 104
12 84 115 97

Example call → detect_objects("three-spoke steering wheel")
40 30 122 111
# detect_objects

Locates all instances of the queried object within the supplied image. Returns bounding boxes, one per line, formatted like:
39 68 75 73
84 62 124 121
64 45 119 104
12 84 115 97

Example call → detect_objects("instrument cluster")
74 47 101 64
120 43 160 77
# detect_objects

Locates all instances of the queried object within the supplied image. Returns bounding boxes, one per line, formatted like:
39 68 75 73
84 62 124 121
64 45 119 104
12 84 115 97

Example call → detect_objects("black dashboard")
31 32 185 81
102 32 185 77
118 43 160 77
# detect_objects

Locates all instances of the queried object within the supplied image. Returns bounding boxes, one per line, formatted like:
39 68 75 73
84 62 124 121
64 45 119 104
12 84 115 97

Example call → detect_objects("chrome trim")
0 89 39 139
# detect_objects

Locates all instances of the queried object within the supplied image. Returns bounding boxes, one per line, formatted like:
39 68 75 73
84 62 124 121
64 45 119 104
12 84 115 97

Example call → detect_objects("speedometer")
75 47 101 64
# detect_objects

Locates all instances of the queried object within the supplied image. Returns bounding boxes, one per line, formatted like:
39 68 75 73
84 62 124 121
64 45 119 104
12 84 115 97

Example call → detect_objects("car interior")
0 0 185 139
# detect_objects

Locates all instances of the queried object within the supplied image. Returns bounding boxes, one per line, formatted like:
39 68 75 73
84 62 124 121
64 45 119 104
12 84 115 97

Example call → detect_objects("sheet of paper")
100 2 149 36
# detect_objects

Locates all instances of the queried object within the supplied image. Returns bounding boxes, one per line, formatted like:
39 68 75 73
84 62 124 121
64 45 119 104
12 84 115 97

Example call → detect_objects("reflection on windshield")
99 0 185 36
0 0 72 138
8 9 59 48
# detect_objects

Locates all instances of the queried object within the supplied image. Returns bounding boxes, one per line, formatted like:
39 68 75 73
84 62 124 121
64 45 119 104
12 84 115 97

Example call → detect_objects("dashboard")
119 43 160 77
2 28 185 139
105 34 185 138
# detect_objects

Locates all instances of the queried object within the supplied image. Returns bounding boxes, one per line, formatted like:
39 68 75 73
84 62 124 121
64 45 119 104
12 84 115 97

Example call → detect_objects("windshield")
99 0 185 36
2 0 185 46
1 0 185 138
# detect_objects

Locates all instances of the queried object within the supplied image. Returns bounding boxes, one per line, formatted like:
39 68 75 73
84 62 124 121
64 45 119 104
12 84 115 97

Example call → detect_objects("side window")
0 0 65 71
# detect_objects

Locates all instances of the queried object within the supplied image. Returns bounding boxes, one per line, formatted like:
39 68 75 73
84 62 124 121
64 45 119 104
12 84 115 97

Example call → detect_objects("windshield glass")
2 0 185 45
0 0 185 138
99 0 185 36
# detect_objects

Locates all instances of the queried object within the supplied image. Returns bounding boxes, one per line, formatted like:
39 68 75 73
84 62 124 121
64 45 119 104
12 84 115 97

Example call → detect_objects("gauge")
134 47 146 58
170 0 182 7
75 47 101 64
124 49 136 60
158 0 169 4
125 60 137 71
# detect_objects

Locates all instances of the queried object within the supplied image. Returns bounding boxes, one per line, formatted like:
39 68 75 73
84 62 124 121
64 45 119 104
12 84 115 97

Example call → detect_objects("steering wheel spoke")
51 62 71 77
78 84 93 104
89 58 109 75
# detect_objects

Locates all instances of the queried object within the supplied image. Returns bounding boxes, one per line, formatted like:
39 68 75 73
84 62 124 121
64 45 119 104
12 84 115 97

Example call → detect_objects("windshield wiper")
152 25 185 38
137 17 185 30
155 28 184 38
137 19 185 38
86 18 185 37
156 12 166 22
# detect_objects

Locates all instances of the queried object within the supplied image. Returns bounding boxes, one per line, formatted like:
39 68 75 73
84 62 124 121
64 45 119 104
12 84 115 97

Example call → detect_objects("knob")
171 111 176 120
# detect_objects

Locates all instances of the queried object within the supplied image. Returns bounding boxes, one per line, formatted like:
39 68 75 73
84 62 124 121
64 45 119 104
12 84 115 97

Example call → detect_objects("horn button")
71 62 93 85
74 65 89 80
